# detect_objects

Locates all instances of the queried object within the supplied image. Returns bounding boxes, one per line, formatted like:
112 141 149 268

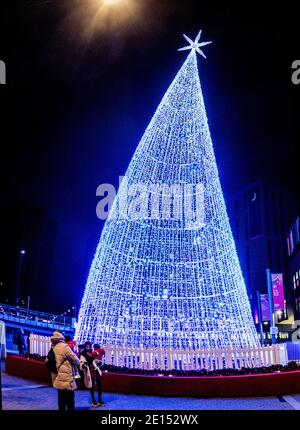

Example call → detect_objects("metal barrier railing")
0 303 75 331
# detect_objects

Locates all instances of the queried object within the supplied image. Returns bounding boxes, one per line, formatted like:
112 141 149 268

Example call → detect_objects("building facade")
287 216 300 322
228 180 297 340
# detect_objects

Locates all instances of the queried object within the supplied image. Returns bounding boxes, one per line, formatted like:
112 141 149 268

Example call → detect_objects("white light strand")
75 46 259 350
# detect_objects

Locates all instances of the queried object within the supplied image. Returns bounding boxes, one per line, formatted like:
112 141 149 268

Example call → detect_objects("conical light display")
75 32 259 350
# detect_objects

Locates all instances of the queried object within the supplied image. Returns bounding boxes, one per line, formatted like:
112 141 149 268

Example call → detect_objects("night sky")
0 1 299 314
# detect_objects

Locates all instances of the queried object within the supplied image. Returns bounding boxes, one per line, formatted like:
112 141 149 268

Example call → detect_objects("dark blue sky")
0 1 299 313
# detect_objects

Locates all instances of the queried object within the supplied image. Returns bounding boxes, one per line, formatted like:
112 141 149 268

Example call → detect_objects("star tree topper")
178 30 212 58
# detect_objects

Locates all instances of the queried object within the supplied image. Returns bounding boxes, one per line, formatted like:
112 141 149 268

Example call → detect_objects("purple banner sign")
260 294 270 321
271 273 285 311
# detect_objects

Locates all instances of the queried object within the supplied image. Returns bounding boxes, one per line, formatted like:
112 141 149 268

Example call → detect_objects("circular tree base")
6 355 300 398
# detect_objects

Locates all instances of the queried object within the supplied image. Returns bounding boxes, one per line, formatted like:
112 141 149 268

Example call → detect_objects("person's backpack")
45 348 57 373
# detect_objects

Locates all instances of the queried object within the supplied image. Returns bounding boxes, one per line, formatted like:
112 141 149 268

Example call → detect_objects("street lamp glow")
61 0 143 47
103 0 122 3
20 250 26 255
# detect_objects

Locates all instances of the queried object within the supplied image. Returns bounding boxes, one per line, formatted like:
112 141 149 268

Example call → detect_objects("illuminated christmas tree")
75 31 259 351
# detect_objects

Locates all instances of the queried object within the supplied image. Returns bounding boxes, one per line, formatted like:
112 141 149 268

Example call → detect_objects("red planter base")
6 355 52 385
6 355 300 398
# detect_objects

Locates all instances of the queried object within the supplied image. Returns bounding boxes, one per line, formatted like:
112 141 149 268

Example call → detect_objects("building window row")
287 216 300 256
293 269 300 290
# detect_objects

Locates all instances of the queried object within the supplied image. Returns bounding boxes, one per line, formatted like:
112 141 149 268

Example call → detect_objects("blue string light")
75 33 259 350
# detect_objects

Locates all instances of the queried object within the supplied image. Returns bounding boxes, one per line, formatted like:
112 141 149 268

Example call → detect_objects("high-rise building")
287 216 300 321
228 180 297 334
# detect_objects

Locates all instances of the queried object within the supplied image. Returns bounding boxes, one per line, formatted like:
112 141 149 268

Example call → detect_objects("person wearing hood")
49 330 80 411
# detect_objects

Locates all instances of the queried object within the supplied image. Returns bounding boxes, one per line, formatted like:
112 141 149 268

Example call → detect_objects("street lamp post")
72 305 77 319
16 249 26 306
26 296 30 319
256 290 264 345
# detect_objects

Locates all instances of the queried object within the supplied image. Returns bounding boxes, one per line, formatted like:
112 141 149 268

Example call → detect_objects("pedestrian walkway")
2 372 300 410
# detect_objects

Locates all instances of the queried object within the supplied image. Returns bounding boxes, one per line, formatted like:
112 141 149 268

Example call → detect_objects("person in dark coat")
80 341 104 407
15 329 26 356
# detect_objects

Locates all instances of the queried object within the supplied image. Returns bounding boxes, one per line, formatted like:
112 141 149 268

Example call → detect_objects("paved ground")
2 372 300 410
